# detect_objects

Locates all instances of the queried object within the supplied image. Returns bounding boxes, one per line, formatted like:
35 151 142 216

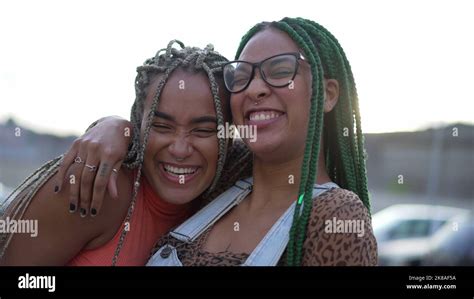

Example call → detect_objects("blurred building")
0 118 76 188
365 123 474 200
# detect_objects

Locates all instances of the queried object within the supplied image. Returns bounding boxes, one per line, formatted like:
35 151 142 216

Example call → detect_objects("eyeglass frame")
222 52 306 93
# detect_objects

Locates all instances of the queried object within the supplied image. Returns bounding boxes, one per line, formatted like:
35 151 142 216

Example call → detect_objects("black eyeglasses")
222 52 305 93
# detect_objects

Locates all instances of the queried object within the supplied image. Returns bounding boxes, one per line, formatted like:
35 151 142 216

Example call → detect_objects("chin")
159 190 197 205
143 163 209 205
245 136 283 157
153 179 205 205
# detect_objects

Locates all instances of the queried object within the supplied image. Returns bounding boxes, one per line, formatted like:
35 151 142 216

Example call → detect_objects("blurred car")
372 204 472 266
422 219 474 266
0 182 13 214
0 182 8 200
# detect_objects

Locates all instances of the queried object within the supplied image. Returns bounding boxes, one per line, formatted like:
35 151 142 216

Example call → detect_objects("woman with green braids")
147 17 376 266
53 17 377 266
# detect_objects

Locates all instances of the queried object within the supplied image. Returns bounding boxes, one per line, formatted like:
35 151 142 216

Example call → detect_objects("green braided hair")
235 18 370 266
112 40 231 265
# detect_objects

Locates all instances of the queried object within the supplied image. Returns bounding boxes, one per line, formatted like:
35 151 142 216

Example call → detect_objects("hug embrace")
0 17 377 266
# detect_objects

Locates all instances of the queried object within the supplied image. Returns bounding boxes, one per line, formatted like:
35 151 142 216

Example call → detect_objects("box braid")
0 40 231 264
235 17 370 266
111 40 231 265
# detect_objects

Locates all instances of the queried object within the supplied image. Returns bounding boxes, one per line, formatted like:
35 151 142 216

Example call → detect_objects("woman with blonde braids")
56 17 377 266
0 40 252 265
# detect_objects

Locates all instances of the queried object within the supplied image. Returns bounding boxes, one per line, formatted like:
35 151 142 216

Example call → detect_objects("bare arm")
0 169 128 265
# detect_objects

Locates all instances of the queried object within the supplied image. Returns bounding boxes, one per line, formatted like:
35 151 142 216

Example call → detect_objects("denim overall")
147 178 339 266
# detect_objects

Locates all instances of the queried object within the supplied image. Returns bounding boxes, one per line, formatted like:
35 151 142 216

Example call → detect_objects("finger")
67 149 86 214
56 141 79 193
107 160 123 200
80 152 100 218
90 160 117 216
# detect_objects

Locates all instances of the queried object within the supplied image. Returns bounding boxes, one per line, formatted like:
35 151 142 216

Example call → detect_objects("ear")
323 79 339 113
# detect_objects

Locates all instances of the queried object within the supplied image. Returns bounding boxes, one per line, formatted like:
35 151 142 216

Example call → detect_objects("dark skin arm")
0 168 132 265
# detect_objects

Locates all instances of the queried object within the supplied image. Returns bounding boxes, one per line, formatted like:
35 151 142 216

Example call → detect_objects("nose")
245 71 271 103
168 135 193 161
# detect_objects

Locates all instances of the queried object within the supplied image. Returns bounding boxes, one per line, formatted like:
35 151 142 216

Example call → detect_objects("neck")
247 147 332 212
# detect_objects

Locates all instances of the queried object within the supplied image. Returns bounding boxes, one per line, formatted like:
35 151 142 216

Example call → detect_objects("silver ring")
74 157 84 164
112 168 118 174
85 164 97 172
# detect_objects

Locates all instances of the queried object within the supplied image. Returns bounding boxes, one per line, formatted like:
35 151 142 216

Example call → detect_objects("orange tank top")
66 175 193 266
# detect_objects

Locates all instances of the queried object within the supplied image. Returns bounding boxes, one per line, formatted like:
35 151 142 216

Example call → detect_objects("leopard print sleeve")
301 188 378 266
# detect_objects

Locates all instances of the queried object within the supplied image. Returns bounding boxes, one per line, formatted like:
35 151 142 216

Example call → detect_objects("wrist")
85 119 100 133
85 116 127 133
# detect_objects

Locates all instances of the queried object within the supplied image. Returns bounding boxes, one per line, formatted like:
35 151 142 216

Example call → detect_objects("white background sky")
0 0 473 136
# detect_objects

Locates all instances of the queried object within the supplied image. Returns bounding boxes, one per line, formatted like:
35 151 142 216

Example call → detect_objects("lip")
158 162 202 186
244 107 286 129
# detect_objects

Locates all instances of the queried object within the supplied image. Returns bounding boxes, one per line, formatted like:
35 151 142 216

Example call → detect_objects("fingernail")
69 203 76 213
80 208 87 217
90 208 97 217
54 185 59 193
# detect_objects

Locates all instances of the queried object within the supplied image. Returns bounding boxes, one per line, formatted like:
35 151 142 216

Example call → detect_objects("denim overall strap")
169 178 253 243
146 178 254 266
147 243 183 266
242 182 339 266
146 180 339 266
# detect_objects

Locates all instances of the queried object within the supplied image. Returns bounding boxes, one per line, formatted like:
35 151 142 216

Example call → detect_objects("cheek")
230 95 244 123
195 137 219 172
279 85 311 129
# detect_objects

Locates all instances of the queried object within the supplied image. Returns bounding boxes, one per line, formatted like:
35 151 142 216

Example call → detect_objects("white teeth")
164 164 197 175
249 111 282 121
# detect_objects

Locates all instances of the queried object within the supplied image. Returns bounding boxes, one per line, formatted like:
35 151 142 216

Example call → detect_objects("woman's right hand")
55 116 133 217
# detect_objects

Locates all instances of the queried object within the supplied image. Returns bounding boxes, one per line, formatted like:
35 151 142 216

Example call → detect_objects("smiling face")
230 28 313 163
140 68 229 205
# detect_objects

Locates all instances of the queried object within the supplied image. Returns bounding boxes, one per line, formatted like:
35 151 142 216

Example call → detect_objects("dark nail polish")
69 203 76 213
91 208 97 216
80 208 87 217
54 185 59 193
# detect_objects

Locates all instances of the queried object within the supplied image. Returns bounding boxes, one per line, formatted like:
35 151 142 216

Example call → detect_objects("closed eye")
152 123 173 133
233 75 249 86
191 128 217 138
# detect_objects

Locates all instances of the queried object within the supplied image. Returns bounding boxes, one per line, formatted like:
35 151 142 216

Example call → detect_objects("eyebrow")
154 111 175 121
154 111 217 124
190 116 217 124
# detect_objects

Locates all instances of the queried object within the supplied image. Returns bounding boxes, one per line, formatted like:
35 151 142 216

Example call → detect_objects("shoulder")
301 187 378 266
314 187 369 221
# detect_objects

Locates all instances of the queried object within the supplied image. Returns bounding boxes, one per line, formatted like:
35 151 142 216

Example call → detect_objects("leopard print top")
150 187 378 266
